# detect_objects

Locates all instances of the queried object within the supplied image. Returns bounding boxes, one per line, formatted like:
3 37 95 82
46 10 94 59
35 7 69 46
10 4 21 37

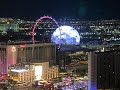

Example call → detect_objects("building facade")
46 66 59 80
0 43 56 75
9 62 59 83
88 49 120 90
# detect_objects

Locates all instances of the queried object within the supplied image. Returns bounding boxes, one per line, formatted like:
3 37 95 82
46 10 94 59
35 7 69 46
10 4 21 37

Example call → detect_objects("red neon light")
0 75 8 79
19 44 25 48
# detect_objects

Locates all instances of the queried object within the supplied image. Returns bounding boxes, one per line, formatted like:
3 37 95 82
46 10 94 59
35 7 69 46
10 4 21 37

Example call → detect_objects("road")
69 64 88 70
8 85 43 90
61 80 88 90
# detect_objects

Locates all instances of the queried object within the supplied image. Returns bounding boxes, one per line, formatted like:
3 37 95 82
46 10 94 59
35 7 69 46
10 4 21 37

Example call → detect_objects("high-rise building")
0 43 56 75
88 49 120 90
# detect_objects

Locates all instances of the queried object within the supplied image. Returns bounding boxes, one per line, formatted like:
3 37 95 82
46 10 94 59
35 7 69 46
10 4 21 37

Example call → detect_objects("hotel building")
88 49 120 90
0 43 56 75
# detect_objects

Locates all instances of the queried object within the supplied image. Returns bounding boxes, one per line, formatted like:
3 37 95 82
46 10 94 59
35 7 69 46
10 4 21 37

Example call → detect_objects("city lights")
0 0 119 89
0 16 120 90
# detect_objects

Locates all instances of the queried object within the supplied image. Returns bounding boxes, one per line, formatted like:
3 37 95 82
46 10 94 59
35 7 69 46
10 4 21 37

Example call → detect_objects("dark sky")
0 0 120 20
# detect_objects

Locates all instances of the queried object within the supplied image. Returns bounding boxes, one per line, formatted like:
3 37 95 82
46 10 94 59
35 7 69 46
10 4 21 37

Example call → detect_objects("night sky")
0 0 120 20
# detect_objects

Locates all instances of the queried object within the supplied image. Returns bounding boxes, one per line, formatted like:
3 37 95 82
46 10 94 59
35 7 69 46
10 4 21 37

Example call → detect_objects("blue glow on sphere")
51 26 80 45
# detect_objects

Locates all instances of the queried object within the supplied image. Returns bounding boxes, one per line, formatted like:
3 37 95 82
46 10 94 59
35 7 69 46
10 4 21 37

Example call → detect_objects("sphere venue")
51 26 80 45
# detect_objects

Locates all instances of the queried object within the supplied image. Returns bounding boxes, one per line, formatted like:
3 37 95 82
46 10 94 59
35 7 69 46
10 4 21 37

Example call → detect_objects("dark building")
56 48 73 70
88 49 120 90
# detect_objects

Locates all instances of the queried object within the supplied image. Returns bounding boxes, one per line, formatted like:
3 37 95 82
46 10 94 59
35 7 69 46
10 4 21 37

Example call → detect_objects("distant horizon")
0 15 120 21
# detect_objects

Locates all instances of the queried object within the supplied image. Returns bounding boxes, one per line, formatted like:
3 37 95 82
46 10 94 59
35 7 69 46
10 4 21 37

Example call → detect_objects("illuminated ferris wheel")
32 16 59 43
31 16 80 50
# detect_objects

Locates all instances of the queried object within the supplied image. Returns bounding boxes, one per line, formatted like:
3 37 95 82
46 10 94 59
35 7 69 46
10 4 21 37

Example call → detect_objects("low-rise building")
9 62 59 83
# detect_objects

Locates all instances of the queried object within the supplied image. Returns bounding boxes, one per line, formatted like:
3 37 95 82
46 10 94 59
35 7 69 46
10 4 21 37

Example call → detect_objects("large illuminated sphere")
51 26 80 45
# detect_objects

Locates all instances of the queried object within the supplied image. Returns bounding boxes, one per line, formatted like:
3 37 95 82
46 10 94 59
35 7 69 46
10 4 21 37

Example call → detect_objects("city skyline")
0 0 120 89
0 0 120 20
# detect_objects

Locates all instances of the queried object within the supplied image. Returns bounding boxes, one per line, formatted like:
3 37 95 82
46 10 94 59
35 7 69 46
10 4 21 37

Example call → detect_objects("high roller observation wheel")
32 15 59 43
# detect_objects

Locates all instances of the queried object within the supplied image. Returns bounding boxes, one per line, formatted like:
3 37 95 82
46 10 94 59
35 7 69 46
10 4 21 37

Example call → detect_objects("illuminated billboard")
35 66 42 80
